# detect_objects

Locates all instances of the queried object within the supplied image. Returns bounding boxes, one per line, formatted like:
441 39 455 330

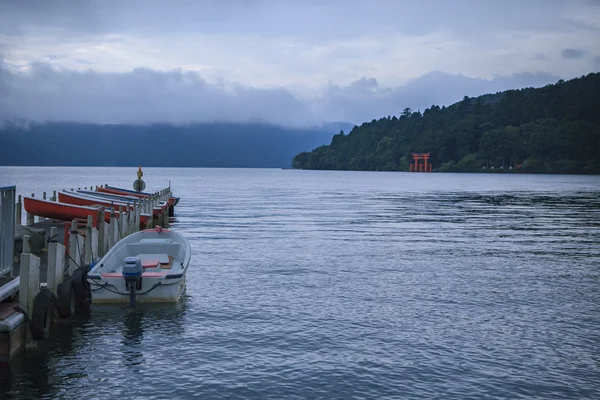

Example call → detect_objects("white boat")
87 226 191 304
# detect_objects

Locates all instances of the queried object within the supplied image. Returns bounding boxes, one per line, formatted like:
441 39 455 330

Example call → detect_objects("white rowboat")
87 226 191 304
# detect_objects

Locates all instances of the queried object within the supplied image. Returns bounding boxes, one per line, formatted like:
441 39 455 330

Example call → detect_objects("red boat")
24 196 118 225
67 190 164 218
58 191 134 211
98 185 178 208
97 186 149 199
23 197 152 227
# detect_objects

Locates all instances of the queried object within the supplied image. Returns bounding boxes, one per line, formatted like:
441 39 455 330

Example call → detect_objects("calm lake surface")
1 167 599 399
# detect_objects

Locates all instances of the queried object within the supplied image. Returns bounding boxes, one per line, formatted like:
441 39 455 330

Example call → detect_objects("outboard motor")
123 257 143 306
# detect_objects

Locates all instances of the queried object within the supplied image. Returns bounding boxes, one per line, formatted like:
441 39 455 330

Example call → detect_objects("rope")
65 249 165 297
65 220 169 298
47 233 59 243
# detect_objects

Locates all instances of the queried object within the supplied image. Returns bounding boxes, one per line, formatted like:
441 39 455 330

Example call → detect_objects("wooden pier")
0 184 176 361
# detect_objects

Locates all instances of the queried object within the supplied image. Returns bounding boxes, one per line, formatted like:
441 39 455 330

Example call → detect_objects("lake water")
1 167 599 399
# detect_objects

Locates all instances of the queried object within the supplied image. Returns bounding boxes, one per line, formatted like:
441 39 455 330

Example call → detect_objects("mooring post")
68 220 79 276
131 200 137 232
126 207 132 235
118 205 124 237
52 190 57 202
47 226 65 296
26 193 35 226
108 210 116 250
39 192 47 222
84 215 93 267
16 195 22 226
19 235 40 319
136 201 141 232
96 207 106 258
121 210 129 238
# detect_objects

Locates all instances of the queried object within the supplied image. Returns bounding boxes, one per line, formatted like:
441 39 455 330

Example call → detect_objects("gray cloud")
0 1 598 127
562 48 589 59
0 63 317 127
0 62 563 127
0 0 596 40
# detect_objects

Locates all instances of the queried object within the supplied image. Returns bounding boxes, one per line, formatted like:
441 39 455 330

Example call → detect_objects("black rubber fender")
30 288 55 340
55 279 75 319
72 268 90 301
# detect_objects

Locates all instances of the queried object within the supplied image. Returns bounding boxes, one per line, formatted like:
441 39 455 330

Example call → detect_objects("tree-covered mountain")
0 122 350 168
292 73 600 174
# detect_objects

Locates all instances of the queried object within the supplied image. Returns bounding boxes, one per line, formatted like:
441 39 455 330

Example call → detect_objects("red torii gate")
409 153 432 172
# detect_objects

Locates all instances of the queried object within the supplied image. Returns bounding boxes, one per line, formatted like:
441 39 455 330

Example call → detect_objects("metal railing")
0 185 16 277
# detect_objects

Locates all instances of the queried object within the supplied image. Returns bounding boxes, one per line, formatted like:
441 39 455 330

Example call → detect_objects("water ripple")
1 168 599 399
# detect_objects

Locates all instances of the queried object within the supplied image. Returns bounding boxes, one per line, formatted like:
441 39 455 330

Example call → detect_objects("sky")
1 0 599 127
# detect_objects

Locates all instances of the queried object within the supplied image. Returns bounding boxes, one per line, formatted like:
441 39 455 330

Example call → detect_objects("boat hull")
23 196 116 224
58 191 134 211
100 185 178 208
89 273 186 304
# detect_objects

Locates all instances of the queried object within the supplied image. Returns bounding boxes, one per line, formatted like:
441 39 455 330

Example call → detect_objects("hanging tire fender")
56 279 76 319
30 288 55 340
72 268 90 301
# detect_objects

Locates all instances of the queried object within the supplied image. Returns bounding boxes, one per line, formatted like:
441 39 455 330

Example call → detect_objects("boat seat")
141 259 161 270
136 253 173 269
139 238 172 244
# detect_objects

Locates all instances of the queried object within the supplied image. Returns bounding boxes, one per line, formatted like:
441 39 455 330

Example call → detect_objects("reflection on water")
1 168 599 399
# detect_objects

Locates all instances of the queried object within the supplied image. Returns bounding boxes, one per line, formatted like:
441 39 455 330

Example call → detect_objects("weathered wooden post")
47 226 66 296
118 205 124 236
52 190 57 202
136 201 141 232
39 192 47 222
96 207 106 258
26 193 35 226
68 220 79 276
121 210 129 238
108 210 116 250
16 195 22 226
19 236 40 319
131 200 137 232
84 215 93 266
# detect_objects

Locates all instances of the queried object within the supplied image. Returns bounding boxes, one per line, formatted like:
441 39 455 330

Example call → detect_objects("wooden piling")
84 216 93 266
121 210 128 238
18 236 40 319
118 206 124 238
16 195 22 226
47 226 66 296
68 220 79 276
108 211 116 250
96 207 106 258
26 193 35 226
39 192 47 222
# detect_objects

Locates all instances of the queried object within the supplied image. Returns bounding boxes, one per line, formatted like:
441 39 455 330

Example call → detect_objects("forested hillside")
292 73 600 174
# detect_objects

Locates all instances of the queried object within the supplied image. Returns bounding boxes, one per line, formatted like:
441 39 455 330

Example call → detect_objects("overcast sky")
1 0 599 127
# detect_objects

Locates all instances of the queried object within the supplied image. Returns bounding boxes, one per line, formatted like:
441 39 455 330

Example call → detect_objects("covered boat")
23 196 152 227
87 226 191 304
24 196 119 224
65 190 165 218
58 190 134 211
100 185 180 208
